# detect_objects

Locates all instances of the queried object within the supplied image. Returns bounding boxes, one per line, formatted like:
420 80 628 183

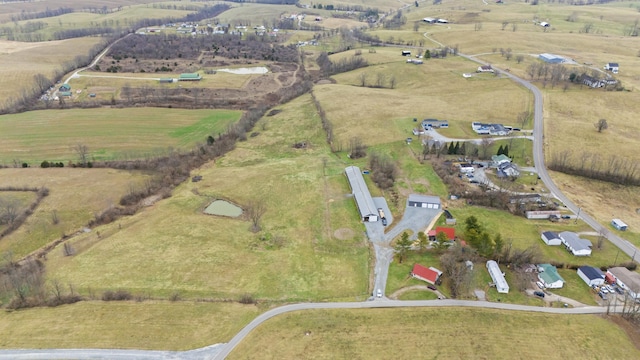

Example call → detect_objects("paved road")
210 298 622 359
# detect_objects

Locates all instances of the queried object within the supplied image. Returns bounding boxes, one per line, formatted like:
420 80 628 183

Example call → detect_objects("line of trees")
0 187 49 240
316 52 368 77
310 91 335 150
9 6 73 22
549 150 640 186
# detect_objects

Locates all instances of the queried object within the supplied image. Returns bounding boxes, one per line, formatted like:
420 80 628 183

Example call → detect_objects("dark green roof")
179 73 201 79
59 84 71 90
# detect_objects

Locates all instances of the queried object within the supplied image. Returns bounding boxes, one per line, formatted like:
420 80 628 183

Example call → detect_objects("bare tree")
73 144 89 167
349 137 367 159
51 210 60 225
596 228 607 250
376 72 386 88
479 138 494 159
595 119 608 133
389 76 397 89
501 21 509 31
359 72 367 87
515 54 524 64
247 199 266 233
63 242 75 256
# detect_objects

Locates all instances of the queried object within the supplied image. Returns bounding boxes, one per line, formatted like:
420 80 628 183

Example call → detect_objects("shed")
159 78 174 83
407 194 441 209
541 231 562 246
537 264 564 289
434 226 455 240
604 62 619 74
422 17 437 23
538 53 564 64
344 166 378 222
401 50 411 56
477 65 494 73
178 73 202 81
411 264 442 285
540 22 550 27
487 260 509 293
607 267 640 299
559 231 592 256
611 218 628 231
577 266 605 287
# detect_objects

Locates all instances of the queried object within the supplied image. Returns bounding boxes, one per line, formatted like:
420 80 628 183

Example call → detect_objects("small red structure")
411 264 442 285
435 226 455 240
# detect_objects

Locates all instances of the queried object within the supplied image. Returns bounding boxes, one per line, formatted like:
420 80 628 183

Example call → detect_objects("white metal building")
487 260 509 293
407 194 441 209
577 266 605 287
607 267 640 299
559 231 592 256
345 166 378 222
611 218 628 231
541 231 562 246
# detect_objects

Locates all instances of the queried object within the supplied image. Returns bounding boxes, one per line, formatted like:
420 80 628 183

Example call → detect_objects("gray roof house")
559 231 592 256
541 231 562 246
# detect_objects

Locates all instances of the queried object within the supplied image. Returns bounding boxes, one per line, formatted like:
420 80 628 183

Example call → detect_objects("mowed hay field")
228 308 640 359
0 301 259 350
0 37 102 107
44 93 369 300
0 108 241 164
0 168 149 257
315 48 532 146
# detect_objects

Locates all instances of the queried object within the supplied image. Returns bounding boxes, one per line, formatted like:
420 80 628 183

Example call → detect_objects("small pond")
217 66 269 75
204 200 243 217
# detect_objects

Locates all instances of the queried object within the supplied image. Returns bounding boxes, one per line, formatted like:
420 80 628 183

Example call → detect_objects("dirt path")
389 285 445 299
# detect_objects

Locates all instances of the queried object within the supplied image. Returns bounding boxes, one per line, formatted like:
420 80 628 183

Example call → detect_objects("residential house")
477 65 494 73
577 266 605 287
411 264 442 285
559 231 592 256
607 267 640 299
59 84 71 92
434 226 455 241
581 74 605 88
412 128 426 136
422 17 437 23
491 154 511 167
473 123 509 136
540 231 562 246
458 163 474 174
604 62 619 74
422 119 449 129
487 260 509 293
540 22 550 27
538 53 564 64
497 162 519 178
537 263 564 288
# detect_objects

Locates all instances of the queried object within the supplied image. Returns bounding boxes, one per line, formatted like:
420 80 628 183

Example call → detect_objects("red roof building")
435 226 455 240
411 264 442 285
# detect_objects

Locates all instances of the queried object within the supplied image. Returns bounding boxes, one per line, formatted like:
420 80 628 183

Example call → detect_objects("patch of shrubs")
40 161 64 168
102 290 133 301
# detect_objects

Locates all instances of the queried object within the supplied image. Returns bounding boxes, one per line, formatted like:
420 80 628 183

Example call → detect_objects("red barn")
411 264 442 285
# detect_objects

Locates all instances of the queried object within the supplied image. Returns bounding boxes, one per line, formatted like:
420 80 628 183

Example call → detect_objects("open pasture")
0 37 101 108
0 167 149 257
228 307 640 359
0 108 241 164
0 301 259 350
44 94 369 301
315 49 532 147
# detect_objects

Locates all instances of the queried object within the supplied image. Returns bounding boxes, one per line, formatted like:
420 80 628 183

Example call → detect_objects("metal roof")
609 267 640 293
559 231 592 252
408 194 441 204
578 266 604 280
345 166 377 218
538 264 564 284
487 260 509 293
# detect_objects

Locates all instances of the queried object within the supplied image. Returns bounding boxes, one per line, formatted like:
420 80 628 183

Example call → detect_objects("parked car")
534 291 545 298
600 287 609 294
536 281 545 289
381 217 388 226
427 285 437 291
598 291 608 300
376 289 382 298
561 215 571 219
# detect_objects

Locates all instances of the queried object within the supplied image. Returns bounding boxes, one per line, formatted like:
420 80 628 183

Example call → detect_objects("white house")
577 266 605 287
559 231 592 256
487 260 509 293
459 163 474 174
607 267 640 299
477 65 494 73
604 62 619 74
541 231 562 246
491 154 511 167
540 22 550 27
537 264 564 289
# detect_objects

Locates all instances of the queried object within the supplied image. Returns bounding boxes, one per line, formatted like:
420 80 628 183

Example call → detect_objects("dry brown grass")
0 37 101 108
0 168 149 257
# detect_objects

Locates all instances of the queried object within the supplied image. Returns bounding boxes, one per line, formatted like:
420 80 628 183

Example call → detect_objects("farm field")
0 1 172 22
228 307 640 359
44 94 369 301
315 48 532 147
0 37 102 109
0 108 241 164
0 168 149 257
0 301 258 350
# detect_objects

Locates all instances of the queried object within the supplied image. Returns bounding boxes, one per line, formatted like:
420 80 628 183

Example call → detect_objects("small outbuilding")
537 264 564 289
487 260 509 293
411 264 442 285
407 194 441 209
604 62 619 74
179 73 202 81
577 266 605 287
477 65 494 73
538 53 564 64
541 231 562 246
401 50 411 56
434 226 455 240
611 218 628 231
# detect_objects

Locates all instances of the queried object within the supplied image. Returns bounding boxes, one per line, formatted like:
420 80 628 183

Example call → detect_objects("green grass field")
0 108 240 164
228 307 640 359
0 301 259 350
44 94 369 301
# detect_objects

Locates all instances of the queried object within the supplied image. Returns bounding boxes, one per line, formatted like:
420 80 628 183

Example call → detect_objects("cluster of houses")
58 83 72 98
471 122 510 136
491 154 519 178
139 22 279 37
541 231 593 256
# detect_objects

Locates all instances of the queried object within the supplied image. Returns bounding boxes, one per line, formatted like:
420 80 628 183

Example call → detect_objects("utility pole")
574 207 581 224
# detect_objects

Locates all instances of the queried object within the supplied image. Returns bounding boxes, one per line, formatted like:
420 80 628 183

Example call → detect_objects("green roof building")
178 73 202 81
59 91 72 97
59 83 71 91
537 264 565 289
